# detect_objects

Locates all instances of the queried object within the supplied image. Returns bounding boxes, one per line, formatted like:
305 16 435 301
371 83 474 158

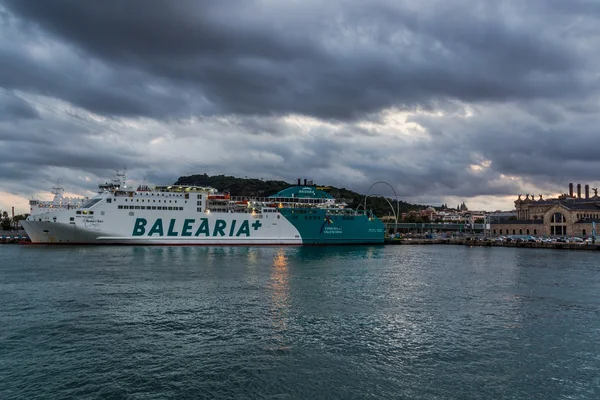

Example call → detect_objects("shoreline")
386 238 600 251
5 237 598 250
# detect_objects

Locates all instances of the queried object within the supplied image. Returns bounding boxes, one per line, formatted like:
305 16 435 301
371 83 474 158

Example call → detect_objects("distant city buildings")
397 204 490 224
491 182 599 237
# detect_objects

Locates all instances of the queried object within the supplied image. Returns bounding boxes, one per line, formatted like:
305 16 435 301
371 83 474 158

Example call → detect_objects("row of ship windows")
123 199 182 203
304 215 355 220
118 206 184 211
290 210 319 214
131 193 187 197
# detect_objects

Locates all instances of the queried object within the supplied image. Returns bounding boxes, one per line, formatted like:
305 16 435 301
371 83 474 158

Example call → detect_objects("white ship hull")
22 212 303 245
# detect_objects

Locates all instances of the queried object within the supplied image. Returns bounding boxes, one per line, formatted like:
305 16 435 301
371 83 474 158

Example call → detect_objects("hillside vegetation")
175 174 427 218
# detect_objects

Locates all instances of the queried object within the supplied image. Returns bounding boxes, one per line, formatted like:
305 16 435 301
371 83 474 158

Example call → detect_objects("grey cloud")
0 45 197 119
0 91 39 121
409 103 600 194
2 0 596 121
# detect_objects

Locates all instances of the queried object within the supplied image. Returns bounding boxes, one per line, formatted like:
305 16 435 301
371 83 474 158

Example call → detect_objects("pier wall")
386 238 600 251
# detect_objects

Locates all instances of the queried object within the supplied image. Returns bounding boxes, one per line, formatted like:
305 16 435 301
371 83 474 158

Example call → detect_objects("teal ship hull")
279 208 385 245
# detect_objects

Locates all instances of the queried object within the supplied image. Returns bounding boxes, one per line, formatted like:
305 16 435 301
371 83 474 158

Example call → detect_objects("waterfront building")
491 183 600 237
401 207 437 221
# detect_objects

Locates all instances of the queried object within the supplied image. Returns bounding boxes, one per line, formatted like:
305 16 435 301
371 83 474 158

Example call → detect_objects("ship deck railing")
229 195 333 204
205 206 369 216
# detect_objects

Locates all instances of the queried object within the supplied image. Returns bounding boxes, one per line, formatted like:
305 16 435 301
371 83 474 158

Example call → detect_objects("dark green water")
1 245 599 399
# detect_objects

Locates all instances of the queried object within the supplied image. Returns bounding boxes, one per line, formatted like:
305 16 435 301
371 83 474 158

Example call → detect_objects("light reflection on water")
268 250 291 350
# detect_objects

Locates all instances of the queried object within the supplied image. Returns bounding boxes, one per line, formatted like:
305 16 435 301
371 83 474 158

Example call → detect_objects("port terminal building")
490 183 600 237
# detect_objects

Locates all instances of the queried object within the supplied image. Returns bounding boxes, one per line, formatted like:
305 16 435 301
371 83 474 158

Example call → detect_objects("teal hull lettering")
181 219 195 236
228 220 237 236
132 218 147 236
148 219 164 236
236 220 250 237
194 218 209 236
167 219 179 236
213 219 226 236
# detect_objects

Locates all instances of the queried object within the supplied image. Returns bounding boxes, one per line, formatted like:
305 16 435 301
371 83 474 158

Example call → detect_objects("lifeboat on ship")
208 193 231 200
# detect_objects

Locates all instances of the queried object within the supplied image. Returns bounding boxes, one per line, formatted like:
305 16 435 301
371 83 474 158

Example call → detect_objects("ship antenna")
114 166 127 189
51 178 65 201
51 178 64 194
122 167 127 188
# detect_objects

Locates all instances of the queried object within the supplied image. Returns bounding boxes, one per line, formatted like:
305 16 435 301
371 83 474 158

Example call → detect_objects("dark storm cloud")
0 45 197 119
2 0 593 120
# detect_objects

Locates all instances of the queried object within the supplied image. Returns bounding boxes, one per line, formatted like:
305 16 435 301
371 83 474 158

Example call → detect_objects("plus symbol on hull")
252 220 262 230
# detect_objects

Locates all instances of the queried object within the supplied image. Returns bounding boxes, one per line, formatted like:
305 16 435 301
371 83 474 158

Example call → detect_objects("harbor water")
1 245 599 399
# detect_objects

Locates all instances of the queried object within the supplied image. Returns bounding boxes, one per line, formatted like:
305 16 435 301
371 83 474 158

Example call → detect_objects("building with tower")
490 183 600 237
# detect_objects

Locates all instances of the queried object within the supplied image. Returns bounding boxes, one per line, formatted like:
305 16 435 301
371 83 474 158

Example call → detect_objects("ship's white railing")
205 202 368 216
229 195 332 204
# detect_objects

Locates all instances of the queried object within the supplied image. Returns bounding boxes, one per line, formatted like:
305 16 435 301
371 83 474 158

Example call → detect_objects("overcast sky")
1 0 600 214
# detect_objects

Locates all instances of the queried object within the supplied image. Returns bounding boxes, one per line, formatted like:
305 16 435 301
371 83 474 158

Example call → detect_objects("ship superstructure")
28 181 89 215
22 177 384 245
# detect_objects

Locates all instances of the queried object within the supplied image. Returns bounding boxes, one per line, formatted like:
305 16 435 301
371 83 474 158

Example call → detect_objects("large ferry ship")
21 176 385 245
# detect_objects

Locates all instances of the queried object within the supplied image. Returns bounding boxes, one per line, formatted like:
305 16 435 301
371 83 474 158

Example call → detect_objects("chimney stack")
304 178 307 186
577 183 582 198
585 184 590 199
569 183 574 197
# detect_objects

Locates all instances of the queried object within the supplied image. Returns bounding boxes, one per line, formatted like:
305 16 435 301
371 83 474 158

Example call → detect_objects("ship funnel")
569 183 574 197
585 184 590 199
297 178 301 185
577 183 582 198
304 178 307 185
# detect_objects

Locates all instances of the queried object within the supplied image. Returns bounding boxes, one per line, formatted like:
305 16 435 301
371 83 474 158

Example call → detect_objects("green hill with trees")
175 174 429 219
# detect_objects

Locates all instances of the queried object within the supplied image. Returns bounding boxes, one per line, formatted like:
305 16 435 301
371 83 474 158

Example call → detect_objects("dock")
1 232 30 244
385 238 600 251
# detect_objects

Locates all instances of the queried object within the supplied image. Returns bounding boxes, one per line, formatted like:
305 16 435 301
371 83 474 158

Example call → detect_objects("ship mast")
114 168 127 189
98 168 130 193
51 179 65 203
